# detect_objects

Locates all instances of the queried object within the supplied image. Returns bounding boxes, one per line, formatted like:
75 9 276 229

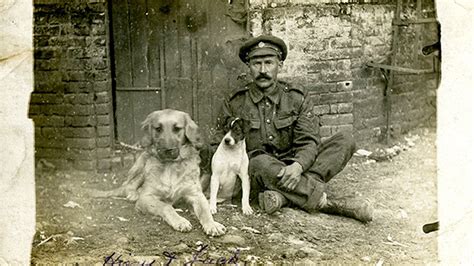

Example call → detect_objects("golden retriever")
89 109 226 236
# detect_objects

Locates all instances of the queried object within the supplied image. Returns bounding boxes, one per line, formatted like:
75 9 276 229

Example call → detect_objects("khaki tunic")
214 81 320 172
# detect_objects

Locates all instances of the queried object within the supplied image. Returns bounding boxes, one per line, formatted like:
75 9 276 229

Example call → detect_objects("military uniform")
207 34 372 222
212 80 356 211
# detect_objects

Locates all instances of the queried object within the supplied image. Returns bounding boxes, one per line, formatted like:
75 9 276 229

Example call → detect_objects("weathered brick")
319 125 332 137
97 147 112 158
86 36 106 47
111 157 123 170
34 25 61 36
95 92 110 104
87 70 109 81
95 103 111 115
331 103 353 114
320 92 353 104
93 81 109 92
64 93 94 104
331 124 353 135
29 105 41 115
36 158 69 170
97 158 112 171
66 148 96 160
63 71 88 82
65 104 95 115
97 115 110 125
320 114 353 126
65 138 96 149
97 126 111 137
65 82 94 93
97 136 111 148
65 115 96 127
35 137 65 148
85 47 106 58
39 104 67 115
321 70 353 83
35 148 65 159
35 59 60 71
34 71 62 86
42 127 63 138
313 105 330 115
32 115 64 127
66 47 86 59
63 127 96 138
336 80 353 91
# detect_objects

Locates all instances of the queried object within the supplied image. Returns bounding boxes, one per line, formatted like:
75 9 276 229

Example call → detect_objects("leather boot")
258 190 288 214
319 195 374 223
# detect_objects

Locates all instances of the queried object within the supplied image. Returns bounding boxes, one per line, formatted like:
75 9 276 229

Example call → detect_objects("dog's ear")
184 113 202 148
139 112 155 147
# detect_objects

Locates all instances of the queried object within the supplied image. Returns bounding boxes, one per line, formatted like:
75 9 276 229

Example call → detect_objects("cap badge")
258 42 266 48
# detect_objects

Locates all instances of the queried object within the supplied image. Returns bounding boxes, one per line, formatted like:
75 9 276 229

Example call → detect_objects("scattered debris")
36 231 84 247
354 149 373 157
369 145 402 161
172 243 189 253
245 255 260 262
399 209 408 219
63 201 83 209
241 226 261 234
361 256 371 262
218 234 246 246
384 234 409 248
116 216 129 222
376 258 385 266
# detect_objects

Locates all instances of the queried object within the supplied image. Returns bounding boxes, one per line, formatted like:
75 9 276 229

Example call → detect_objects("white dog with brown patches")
210 118 253 215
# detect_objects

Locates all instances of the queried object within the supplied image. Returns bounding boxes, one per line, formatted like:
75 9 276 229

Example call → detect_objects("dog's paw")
210 204 218 215
242 205 254 215
203 221 226 236
126 191 139 202
171 217 193 232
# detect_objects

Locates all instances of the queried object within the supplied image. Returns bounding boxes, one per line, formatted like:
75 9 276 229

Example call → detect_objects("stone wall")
31 0 114 171
248 1 439 143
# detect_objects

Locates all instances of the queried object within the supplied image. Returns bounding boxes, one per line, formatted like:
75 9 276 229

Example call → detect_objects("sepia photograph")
0 0 471 264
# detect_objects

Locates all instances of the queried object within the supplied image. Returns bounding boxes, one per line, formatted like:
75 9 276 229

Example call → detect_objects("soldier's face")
248 55 283 90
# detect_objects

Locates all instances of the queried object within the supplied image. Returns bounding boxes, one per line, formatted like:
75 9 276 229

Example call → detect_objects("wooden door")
111 0 248 145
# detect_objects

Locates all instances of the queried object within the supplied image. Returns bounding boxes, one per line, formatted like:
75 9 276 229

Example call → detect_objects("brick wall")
31 0 114 171
248 1 439 143
31 0 438 171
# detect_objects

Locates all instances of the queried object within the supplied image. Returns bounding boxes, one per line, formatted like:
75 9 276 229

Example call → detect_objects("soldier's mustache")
256 74 272 80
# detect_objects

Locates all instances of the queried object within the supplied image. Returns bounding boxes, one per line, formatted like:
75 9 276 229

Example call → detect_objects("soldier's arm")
290 94 321 172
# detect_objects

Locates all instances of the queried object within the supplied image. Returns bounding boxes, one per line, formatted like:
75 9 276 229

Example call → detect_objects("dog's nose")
224 138 232 145
159 148 179 160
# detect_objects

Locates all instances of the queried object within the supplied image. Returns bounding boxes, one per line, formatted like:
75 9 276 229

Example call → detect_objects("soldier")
212 35 373 222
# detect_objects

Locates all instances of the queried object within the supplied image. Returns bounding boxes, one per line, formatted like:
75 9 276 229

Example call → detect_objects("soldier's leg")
307 131 356 183
248 154 326 213
303 132 373 222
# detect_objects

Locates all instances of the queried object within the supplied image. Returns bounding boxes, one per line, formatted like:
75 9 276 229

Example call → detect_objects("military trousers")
248 132 356 211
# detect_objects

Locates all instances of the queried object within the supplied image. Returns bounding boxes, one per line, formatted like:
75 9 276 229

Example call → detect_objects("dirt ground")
31 127 438 265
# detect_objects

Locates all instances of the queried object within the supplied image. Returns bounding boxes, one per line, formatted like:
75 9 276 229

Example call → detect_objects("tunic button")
268 135 274 140
266 102 271 107
266 119 271 124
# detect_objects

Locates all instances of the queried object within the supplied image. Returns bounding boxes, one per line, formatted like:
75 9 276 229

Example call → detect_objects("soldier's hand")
277 162 304 191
